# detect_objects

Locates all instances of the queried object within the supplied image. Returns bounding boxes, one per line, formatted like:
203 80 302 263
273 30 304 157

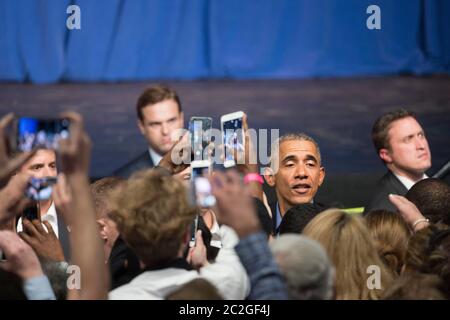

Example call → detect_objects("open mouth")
292 183 311 194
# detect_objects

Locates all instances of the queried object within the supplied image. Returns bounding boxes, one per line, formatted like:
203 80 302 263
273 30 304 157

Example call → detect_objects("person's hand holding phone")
0 113 36 189
57 112 91 178
0 173 31 226
158 132 191 175
235 114 258 175
19 219 65 262
186 229 208 270
0 231 44 280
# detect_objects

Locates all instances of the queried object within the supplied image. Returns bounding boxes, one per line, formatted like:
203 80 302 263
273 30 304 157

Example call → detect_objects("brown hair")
90 177 126 219
404 223 450 297
382 272 446 300
365 210 411 275
136 85 182 121
371 109 416 153
109 169 196 267
406 178 450 225
303 209 394 300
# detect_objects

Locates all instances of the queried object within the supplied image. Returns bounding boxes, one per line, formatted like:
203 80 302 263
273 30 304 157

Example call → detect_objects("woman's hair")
303 209 394 300
382 272 446 300
404 223 450 297
365 210 411 275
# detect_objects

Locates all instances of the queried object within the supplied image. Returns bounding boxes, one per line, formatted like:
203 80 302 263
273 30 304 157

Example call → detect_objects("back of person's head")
404 223 450 297
404 223 448 273
166 278 223 300
270 234 334 300
110 169 196 268
365 210 411 275
406 178 450 225
303 209 393 300
278 203 321 234
41 261 69 300
90 176 126 219
0 270 27 300
382 272 447 300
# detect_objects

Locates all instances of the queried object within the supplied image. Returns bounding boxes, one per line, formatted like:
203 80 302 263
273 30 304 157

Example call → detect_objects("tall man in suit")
114 85 184 177
364 109 432 214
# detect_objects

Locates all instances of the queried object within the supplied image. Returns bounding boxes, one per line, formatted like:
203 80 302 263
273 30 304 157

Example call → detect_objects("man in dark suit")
364 109 432 214
264 133 326 234
113 85 184 178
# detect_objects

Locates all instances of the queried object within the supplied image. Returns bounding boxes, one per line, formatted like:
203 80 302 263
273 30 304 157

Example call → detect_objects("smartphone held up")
221 111 245 168
189 116 213 161
191 160 215 208
12 117 70 152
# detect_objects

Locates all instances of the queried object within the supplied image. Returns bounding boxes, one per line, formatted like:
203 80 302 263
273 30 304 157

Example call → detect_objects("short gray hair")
270 133 322 171
270 234 334 300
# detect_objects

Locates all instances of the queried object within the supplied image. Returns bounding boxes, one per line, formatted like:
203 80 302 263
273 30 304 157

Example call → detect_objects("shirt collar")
276 199 314 233
209 213 220 235
42 202 57 222
276 203 283 231
148 147 163 166
394 173 428 190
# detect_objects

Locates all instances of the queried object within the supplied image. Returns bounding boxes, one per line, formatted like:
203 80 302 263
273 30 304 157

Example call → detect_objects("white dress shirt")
208 212 223 249
394 173 428 191
109 223 250 300
17 202 59 238
148 147 163 166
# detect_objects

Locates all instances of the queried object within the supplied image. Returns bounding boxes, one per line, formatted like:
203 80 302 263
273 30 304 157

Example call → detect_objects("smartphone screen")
17 117 70 152
222 117 244 166
25 177 57 201
22 201 40 221
191 163 216 208
192 165 208 180
189 117 212 160
194 177 216 208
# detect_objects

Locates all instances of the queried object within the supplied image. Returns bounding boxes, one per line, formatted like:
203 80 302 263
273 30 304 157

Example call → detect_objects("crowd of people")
0 85 449 300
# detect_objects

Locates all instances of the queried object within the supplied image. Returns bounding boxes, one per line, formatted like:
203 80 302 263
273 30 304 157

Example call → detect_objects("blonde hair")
109 169 196 267
365 210 411 276
303 209 393 300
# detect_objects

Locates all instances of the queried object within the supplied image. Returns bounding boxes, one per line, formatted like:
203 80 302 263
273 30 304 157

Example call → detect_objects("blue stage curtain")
0 0 448 83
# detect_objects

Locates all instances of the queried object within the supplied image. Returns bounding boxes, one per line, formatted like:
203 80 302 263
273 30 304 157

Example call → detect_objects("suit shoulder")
364 171 406 214
113 151 154 178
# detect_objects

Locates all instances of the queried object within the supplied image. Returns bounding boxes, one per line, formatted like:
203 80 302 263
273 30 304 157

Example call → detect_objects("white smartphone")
191 160 215 208
189 117 213 161
220 111 245 168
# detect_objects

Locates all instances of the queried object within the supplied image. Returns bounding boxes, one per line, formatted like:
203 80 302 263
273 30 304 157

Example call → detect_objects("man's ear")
263 167 276 187
137 119 145 135
318 167 325 187
379 148 392 164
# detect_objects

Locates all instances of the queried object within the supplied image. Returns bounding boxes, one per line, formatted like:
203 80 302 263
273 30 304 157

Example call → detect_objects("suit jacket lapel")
387 171 408 195
57 213 71 262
